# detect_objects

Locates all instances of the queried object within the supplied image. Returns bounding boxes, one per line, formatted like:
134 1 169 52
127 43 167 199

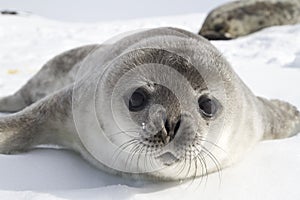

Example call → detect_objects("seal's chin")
156 152 180 166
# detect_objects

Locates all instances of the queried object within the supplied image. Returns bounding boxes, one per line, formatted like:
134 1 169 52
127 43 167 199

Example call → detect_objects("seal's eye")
129 88 149 112
198 95 218 118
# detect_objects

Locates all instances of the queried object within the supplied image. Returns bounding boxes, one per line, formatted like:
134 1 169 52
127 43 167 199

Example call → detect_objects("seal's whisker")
112 138 140 167
145 145 155 172
113 138 139 155
194 146 208 187
107 130 141 139
201 146 222 186
185 150 193 181
175 150 187 178
196 155 206 186
136 143 147 172
125 142 141 171
195 136 227 154
141 144 150 173
191 153 198 185
184 150 196 188
198 148 209 186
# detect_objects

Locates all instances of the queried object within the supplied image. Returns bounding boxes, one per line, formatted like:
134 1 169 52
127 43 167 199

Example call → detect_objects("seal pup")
199 0 300 40
0 27 299 181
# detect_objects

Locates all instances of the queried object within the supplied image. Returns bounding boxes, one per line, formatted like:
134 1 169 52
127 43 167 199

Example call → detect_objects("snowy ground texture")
0 13 299 200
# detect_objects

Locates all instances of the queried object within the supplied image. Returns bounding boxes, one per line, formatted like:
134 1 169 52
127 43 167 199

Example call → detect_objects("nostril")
174 119 181 135
164 119 171 133
162 118 181 143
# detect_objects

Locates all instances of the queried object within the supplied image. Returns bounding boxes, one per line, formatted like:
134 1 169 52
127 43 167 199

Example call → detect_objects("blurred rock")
1 10 18 15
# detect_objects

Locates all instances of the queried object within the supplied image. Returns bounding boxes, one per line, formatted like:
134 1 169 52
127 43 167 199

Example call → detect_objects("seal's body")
0 27 299 181
199 0 300 40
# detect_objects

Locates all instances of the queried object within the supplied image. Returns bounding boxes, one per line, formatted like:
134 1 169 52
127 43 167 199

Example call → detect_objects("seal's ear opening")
257 97 300 140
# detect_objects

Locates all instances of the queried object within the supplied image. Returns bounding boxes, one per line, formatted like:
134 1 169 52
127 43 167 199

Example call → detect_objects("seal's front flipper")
258 97 300 140
0 88 77 154
0 45 98 113
0 92 28 113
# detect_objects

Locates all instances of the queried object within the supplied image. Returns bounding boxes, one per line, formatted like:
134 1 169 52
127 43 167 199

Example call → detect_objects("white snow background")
0 12 300 200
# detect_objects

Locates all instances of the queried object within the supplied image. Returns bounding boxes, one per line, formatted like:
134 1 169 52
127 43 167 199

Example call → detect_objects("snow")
0 13 299 200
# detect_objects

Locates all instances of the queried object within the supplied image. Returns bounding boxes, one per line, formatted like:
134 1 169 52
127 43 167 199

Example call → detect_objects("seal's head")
106 48 224 167
199 8 239 40
82 33 245 181
73 29 247 181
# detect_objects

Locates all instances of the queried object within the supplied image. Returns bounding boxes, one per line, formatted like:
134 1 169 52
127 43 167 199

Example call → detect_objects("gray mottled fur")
0 44 99 112
0 27 299 181
199 0 300 40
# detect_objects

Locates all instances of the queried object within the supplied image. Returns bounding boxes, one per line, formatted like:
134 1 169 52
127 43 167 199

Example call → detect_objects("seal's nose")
161 117 181 144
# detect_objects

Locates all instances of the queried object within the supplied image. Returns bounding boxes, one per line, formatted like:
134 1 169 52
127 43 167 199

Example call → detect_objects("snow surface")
0 13 299 200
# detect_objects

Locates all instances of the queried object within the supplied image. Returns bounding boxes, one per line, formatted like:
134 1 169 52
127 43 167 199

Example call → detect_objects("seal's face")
199 2 245 40
94 45 231 180
124 83 222 167
199 13 247 41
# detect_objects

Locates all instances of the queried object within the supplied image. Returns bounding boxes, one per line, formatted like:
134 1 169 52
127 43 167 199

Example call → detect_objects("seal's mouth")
156 152 180 166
